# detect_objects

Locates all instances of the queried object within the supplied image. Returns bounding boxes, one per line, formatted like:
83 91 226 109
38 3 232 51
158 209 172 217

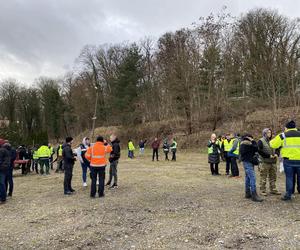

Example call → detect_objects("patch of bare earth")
0 151 299 249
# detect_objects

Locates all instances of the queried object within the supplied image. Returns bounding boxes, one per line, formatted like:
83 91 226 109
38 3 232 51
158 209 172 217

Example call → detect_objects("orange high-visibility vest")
85 142 112 167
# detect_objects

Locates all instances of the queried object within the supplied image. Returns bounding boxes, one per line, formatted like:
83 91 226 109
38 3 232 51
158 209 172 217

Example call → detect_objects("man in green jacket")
258 128 281 196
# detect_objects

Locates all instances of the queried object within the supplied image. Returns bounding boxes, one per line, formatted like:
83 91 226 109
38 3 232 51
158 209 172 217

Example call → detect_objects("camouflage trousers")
259 163 278 192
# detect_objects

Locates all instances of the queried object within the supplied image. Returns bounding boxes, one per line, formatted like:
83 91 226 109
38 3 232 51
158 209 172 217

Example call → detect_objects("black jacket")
19 147 28 160
240 138 258 162
62 144 75 165
109 139 121 162
0 146 10 172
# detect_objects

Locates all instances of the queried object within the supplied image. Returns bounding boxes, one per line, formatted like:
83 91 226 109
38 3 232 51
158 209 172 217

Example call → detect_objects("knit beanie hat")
286 120 296 129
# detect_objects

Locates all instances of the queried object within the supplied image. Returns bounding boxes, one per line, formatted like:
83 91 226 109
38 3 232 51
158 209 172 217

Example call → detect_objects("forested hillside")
1 8 300 146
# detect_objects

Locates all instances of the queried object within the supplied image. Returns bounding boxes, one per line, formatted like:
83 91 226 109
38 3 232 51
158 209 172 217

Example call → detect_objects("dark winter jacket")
139 140 147 148
163 142 170 152
109 139 121 162
19 146 28 160
62 144 75 166
0 146 10 172
3 144 16 169
240 138 258 163
207 141 220 164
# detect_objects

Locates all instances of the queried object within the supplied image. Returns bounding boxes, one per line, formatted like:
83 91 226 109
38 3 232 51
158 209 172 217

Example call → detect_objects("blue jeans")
243 161 257 193
0 171 7 202
128 151 134 159
81 161 90 183
283 160 300 198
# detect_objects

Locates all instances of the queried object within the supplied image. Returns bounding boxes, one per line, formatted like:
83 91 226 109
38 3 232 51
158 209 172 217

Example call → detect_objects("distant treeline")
1 8 300 146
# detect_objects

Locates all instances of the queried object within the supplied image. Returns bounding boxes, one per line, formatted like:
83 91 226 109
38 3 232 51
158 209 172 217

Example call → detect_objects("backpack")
0 148 10 172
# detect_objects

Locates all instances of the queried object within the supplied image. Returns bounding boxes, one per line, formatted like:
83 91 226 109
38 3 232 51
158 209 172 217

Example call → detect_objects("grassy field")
0 150 299 249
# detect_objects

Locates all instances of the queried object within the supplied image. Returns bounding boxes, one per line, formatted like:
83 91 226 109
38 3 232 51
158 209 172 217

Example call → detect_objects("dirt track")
0 151 300 249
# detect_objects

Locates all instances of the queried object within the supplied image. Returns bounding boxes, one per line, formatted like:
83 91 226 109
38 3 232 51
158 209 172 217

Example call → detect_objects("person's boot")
251 191 263 202
245 189 251 199
281 194 292 201
109 183 118 189
270 189 281 195
105 181 111 186
261 190 267 196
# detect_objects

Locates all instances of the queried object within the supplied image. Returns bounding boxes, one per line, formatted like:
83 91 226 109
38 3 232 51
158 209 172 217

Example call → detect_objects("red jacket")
151 140 160 149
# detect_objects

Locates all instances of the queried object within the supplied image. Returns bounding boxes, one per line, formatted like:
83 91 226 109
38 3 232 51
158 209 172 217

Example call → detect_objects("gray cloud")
0 0 299 84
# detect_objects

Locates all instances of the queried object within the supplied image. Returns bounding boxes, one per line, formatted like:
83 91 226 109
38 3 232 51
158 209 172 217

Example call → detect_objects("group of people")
10 143 62 176
207 120 300 202
128 137 178 161
0 134 121 204
2 120 300 204
61 135 120 197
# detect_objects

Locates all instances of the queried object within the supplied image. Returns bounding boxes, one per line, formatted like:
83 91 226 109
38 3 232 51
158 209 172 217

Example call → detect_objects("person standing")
258 128 281 196
62 137 76 195
48 143 55 170
170 139 177 161
151 138 160 161
19 145 27 175
240 134 263 202
221 134 232 175
4 143 16 197
228 134 240 177
0 139 10 204
85 136 112 198
162 139 170 161
106 134 121 189
76 137 91 187
139 140 147 155
31 146 39 174
37 143 51 175
270 120 300 201
208 134 221 175
128 139 135 159
55 142 64 173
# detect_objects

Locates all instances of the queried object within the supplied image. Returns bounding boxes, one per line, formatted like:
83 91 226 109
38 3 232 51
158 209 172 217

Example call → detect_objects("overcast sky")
0 0 299 85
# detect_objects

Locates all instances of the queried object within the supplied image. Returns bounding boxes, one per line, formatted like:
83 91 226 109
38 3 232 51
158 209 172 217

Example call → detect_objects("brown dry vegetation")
75 107 300 151
1 150 300 249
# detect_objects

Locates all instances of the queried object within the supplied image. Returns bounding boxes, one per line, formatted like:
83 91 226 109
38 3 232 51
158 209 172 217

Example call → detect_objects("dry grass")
0 150 300 249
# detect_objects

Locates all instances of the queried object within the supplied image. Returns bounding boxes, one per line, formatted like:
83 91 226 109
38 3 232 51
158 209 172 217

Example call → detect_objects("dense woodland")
1 8 300 145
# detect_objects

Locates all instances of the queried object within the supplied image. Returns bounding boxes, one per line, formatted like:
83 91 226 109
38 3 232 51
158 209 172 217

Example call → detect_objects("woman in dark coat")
207 133 221 175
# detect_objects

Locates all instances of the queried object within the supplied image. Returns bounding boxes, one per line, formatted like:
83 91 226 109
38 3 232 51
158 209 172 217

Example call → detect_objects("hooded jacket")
109 138 121 162
76 137 90 164
258 128 276 164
